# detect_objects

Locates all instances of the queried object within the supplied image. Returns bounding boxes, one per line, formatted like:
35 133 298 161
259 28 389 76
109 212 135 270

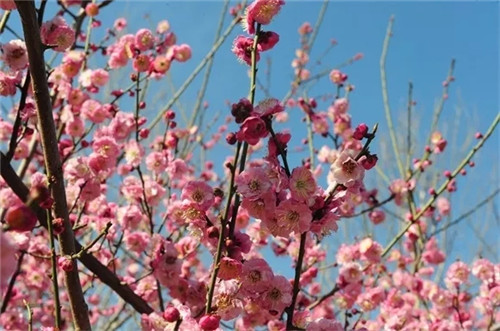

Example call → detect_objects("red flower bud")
5 205 37 232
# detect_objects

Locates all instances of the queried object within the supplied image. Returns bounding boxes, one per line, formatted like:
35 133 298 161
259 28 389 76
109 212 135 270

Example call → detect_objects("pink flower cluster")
0 1 498 331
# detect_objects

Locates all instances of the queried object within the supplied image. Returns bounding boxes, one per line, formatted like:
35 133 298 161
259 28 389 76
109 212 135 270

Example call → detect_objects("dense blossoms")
0 1 497 331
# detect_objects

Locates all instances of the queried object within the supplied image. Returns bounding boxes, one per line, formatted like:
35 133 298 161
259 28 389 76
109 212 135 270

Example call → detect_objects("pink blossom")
181 180 215 211
329 151 364 187
298 22 313 35
124 231 150 254
336 243 360 265
109 111 136 141
93 136 119 162
253 98 284 117
153 55 171 74
368 209 385 225
40 17 75 52
436 197 451 216
218 257 243 280
157 20 170 34
117 204 144 229
422 237 446 265
1 40 28 70
134 28 155 51
389 178 412 206
471 258 494 281
244 0 285 34
258 31 280 51
240 258 274 294
275 198 312 234
258 275 292 313
445 261 470 290
133 54 151 72
359 237 382 264
124 140 145 168
58 256 74 272
289 166 316 202
232 35 260 66
329 69 348 85
338 262 362 284
113 18 127 31
152 240 182 287
311 113 329 136
172 44 192 62
81 99 109 124
90 68 109 86
0 71 21 96
236 116 268 145
241 191 276 220
267 131 291 158
236 166 272 200
145 151 168 174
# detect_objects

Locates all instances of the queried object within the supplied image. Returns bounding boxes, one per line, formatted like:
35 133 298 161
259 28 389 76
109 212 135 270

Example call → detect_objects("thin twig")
380 15 405 178
382 112 500 257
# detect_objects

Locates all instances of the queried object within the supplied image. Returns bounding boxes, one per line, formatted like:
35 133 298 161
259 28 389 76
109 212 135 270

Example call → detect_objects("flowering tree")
0 1 499 330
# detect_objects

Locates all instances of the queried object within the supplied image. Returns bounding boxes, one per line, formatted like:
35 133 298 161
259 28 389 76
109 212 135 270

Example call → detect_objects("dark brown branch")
14 1 91 328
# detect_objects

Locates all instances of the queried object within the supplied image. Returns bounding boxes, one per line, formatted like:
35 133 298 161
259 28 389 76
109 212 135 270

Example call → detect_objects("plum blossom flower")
218 257 243 280
422 237 446 265
240 258 274 295
359 237 382 264
213 280 243 320
236 116 268 145
275 198 312 234
124 231 150 254
1 40 28 71
181 181 215 211
40 17 75 52
289 166 316 202
244 0 285 34
338 262 362 284
471 258 494 281
134 28 155 51
445 261 470 290
257 31 280 51
329 69 348 85
172 44 192 62
236 166 272 200
329 151 364 187
241 190 276 221
258 275 292 313
232 35 260 66
0 71 21 96
81 99 109 124
253 98 284 117
436 197 451 216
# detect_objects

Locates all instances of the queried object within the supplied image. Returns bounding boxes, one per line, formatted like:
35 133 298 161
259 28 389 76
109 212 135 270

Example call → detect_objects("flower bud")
163 306 180 323
199 314 220 331
5 205 37 232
